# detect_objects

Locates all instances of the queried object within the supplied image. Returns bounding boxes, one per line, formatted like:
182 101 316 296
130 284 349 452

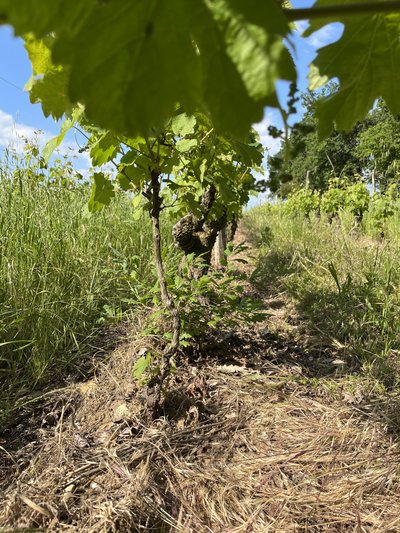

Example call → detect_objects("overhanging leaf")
306 1 400 136
0 0 295 139
170 113 197 137
24 34 53 74
88 172 115 212
53 0 202 135
0 0 94 36
43 106 83 162
90 131 120 166
208 0 295 100
28 67 70 120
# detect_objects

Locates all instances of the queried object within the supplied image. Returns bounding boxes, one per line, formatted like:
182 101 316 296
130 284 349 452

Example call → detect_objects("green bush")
284 189 320 216
320 179 347 217
345 179 370 219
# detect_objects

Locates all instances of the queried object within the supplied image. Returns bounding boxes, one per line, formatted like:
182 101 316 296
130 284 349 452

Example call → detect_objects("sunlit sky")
0 1 342 175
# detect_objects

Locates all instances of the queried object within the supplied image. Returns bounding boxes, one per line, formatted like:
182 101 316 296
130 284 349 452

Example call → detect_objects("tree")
267 93 400 198
266 86 366 197
356 101 400 192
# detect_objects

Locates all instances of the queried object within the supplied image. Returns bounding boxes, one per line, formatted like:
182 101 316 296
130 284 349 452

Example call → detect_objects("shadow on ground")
246 245 400 441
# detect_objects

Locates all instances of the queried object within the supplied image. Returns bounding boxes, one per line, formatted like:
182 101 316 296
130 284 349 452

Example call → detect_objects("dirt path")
2 241 400 532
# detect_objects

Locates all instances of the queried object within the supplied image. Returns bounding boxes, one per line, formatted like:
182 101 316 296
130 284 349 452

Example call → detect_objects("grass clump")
0 143 175 413
245 204 400 386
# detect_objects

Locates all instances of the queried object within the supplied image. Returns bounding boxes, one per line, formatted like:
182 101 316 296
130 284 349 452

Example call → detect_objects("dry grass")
2 230 400 532
2 325 400 532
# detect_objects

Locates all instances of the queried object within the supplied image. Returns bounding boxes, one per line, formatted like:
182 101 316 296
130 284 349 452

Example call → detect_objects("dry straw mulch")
1 326 400 533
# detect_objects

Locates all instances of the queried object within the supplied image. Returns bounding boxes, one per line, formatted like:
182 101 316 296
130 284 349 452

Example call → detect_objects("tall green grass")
245 205 400 386
0 146 175 409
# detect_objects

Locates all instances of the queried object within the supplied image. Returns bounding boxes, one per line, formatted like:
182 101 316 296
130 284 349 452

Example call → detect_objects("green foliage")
132 353 154 384
284 189 320 216
78 112 263 227
42 106 83 163
368 184 399 235
88 172 116 213
0 141 177 409
3 2 400 140
267 86 370 197
356 102 400 192
61 111 264 388
286 178 370 221
5 0 400 402
320 180 347 216
2 0 293 138
142 245 264 342
246 202 400 386
345 180 370 218
24 34 71 119
307 2 400 136
89 131 120 167
175 247 264 339
130 243 265 385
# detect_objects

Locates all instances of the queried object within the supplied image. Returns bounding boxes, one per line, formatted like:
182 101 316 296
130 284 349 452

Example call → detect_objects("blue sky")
0 1 343 171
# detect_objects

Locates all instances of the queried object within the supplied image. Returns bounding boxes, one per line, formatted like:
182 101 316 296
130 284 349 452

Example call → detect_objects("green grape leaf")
43 106 83 162
1 0 294 138
183 192 202 216
88 172 115 212
217 178 236 203
123 137 148 153
53 0 202 136
0 0 94 36
132 353 152 382
208 0 295 101
170 113 197 137
199 159 207 182
23 34 73 120
90 131 120 166
117 173 131 191
232 139 264 166
308 63 328 92
189 0 288 136
307 1 400 136
24 35 53 74
120 163 145 189
28 67 70 120
175 139 198 153
166 181 181 192
120 150 137 166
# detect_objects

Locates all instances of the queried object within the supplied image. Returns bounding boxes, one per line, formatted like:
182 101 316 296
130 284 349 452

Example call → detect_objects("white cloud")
248 109 284 206
0 109 90 169
253 109 283 157
0 109 47 151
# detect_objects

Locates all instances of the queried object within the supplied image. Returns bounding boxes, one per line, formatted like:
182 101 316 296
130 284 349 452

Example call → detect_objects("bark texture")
172 185 227 272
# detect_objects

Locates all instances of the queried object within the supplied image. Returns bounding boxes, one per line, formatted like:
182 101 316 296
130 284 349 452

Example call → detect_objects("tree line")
267 86 400 197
